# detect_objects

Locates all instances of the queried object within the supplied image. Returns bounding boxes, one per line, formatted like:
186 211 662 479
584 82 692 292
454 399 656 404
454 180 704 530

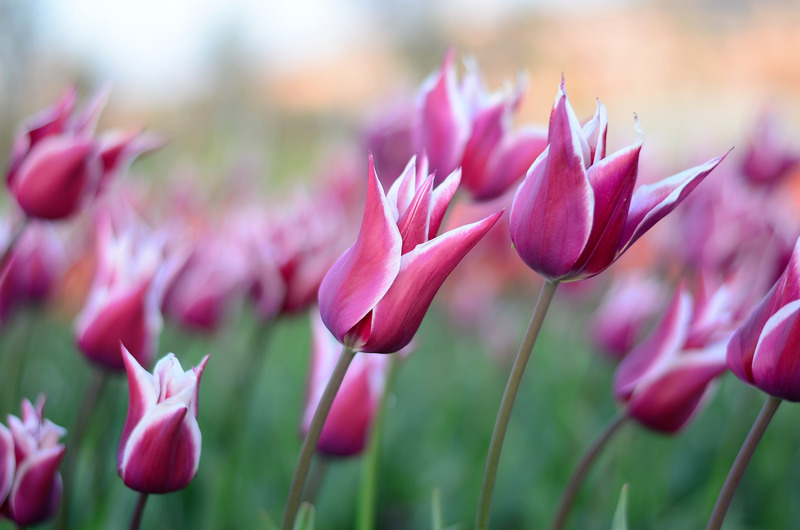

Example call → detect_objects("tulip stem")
357 355 399 530
550 411 629 530
282 346 357 530
56 370 108 530
706 395 782 530
475 280 559 530
129 492 149 530
301 455 330 505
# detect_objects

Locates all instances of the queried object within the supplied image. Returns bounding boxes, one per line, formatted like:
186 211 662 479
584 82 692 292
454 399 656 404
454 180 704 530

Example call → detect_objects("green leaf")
432 488 444 530
293 502 315 530
611 484 628 530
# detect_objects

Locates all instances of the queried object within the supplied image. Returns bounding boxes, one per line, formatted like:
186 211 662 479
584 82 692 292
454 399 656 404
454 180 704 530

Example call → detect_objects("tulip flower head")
0 397 66 527
727 236 800 401
319 154 502 353
509 79 728 282
302 310 393 457
74 217 165 371
118 347 209 494
613 281 733 432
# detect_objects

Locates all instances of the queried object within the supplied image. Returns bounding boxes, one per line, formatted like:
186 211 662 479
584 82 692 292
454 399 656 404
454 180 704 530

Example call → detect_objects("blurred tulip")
96 129 168 193
74 217 165 371
589 273 666 360
741 107 800 188
509 79 728 282
727 236 800 401
302 310 392 457
0 424 12 510
0 397 66 527
118 347 209 494
415 51 547 201
319 155 501 353
613 282 732 432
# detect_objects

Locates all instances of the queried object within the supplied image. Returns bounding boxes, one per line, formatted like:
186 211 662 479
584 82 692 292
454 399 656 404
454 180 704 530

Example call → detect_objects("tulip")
415 51 547 201
96 129 168 194
741 107 800 188
727 235 800 401
302 310 392 457
318 154 502 353
74 217 164 371
118 346 209 494
0 424 12 509
509 79 728 282
1 397 66 527
613 281 732 432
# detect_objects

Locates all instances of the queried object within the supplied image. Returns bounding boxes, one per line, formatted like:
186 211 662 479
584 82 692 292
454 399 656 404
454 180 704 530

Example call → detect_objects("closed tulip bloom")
613 282 732 432
118 347 209 494
727 236 800 401
74 218 164 371
319 155 502 353
1 397 66 527
302 310 392 457
509 80 728 282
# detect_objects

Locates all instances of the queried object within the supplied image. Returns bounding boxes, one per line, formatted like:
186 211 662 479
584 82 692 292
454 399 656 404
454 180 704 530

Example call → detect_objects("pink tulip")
302 310 392 457
509 79 728 282
74 217 165 371
741 107 800 188
0 424 13 511
613 281 732 432
96 129 168 194
118 347 209 494
415 51 547 201
0 397 66 526
727 236 800 401
319 154 501 353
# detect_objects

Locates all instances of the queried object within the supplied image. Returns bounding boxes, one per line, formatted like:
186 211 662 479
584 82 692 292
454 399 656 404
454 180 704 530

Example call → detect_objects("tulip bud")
0 397 66 526
509 79 728 282
118 347 209 494
302 310 392 457
74 217 164 371
319 155 501 353
613 282 731 432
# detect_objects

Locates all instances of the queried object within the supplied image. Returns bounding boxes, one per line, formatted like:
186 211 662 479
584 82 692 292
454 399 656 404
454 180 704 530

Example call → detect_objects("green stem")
129 492 149 530
301 455 330 505
706 395 782 530
281 346 357 530
475 280 559 530
56 370 109 530
3 309 36 410
356 356 399 530
550 412 629 530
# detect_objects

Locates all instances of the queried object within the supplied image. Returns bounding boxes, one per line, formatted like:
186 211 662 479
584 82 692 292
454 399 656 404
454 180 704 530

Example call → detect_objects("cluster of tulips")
1 49 799 529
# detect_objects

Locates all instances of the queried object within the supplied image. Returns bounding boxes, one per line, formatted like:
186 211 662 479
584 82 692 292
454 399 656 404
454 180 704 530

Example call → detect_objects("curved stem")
357 356 399 530
282 346 357 530
56 371 109 530
550 412 629 530
706 395 781 530
129 492 149 530
475 280 559 530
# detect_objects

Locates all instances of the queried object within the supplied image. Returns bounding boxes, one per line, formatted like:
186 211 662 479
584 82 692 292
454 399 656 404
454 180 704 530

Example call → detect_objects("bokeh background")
1 0 800 528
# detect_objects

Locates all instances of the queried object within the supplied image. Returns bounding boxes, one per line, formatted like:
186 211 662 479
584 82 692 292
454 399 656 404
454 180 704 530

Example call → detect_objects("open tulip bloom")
318 154 502 354
509 79 729 282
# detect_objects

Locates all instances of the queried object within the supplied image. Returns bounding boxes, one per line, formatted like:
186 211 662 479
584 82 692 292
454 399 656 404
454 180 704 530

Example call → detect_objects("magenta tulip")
614 282 732 432
509 79 728 282
74 218 164 371
0 424 13 512
727 236 800 401
118 347 209 494
0 397 66 526
741 107 800 188
302 310 392 457
318 154 501 353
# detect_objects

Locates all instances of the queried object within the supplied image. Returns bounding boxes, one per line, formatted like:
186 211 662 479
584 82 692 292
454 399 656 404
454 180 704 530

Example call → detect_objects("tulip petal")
627 343 727 432
119 402 201 494
363 211 502 353
619 151 729 253
0 424 14 505
428 168 461 239
397 174 434 254
479 126 548 202
318 156 402 347
572 141 642 279
119 346 158 463
385 156 418 221
582 100 608 164
7 445 65 526
751 299 800 401
460 100 507 194
614 285 692 400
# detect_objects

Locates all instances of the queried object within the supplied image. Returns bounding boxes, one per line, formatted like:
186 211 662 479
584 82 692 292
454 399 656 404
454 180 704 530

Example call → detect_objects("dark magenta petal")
428 168 461 239
119 347 158 466
6 445 65 526
397 174 435 254
751 300 800 401
478 126 547 202
0 424 14 506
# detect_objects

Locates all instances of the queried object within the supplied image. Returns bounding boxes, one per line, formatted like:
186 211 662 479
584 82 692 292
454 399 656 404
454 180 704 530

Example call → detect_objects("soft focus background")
2 0 800 528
